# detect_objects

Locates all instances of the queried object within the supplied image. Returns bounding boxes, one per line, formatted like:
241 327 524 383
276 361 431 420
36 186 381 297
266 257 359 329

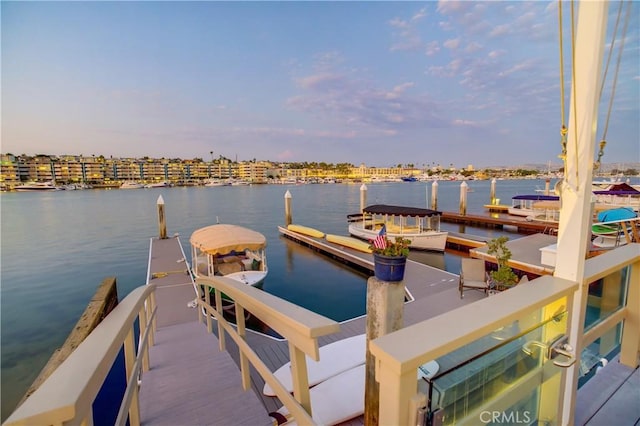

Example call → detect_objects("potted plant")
486 236 519 291
370 234 411 282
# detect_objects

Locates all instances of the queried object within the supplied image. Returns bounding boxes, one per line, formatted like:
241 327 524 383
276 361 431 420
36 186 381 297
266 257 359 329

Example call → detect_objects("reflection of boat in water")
407 250 445 271
190 224 268 287
348 204 448 252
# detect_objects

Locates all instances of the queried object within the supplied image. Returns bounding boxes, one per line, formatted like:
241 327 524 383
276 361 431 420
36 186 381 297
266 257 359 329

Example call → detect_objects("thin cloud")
443 38 461 50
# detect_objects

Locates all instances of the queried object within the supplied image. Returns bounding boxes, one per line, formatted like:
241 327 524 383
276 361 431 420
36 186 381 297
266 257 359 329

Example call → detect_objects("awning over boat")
190 224 266 255
532 200 561 210
593 182 639 194
355 204 442 217
512 195 560 201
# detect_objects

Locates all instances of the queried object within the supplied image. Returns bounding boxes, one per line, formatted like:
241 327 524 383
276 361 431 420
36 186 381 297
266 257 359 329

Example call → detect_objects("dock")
441 211 558 234
471 233 558 276
135 229 486 424
138 236 272 425
132 229 630 425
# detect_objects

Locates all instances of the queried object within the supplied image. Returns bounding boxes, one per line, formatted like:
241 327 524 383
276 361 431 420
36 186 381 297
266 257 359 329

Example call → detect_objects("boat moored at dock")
347 204 448 252
119 180 144 189
190 224 268 287
508 194 560 218
14 181 62 191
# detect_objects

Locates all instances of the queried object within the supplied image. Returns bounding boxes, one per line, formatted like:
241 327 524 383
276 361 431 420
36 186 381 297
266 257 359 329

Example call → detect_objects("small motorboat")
347 204 448 252
120 181 144 189
14 181 62 191
190 224 268 287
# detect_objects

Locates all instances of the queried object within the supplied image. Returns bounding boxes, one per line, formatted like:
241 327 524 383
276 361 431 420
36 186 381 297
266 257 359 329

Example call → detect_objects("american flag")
373 225 387 250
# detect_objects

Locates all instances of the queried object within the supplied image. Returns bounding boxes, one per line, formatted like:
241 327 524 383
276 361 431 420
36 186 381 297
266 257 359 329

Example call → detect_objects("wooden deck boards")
575 357 640 426
147 237 198 327
139 320 271 426
139 237 271 425
140 233 636 426
471 233 557 276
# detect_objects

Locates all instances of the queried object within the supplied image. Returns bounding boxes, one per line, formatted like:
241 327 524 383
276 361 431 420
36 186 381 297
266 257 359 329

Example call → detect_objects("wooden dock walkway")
224 227 487 417
138 237 272 426
441 211 559 234
135 230 635 426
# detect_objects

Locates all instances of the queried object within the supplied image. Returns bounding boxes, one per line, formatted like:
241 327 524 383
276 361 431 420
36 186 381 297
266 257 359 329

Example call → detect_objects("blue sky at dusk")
2 1 638 168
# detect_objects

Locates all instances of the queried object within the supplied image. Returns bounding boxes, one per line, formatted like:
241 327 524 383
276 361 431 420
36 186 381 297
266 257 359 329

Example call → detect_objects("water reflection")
408 250 446 270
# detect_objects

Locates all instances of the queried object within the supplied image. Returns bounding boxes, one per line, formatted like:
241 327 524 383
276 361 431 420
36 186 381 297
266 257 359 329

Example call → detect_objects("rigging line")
598 0 624 101
601 0 631 143
558 0 568 162
569 0 580 189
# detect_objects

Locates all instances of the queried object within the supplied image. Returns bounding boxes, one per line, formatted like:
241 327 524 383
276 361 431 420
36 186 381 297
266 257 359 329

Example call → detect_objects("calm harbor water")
2 177 635 419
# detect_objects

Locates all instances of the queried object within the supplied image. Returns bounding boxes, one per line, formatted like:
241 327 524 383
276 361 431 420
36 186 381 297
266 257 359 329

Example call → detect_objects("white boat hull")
225 270 267 287
592 235 628 248
348 223 447 252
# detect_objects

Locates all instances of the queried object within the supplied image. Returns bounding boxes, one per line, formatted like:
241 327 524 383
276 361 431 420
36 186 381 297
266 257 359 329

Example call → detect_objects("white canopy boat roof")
190 224 266 255
190 224 268 287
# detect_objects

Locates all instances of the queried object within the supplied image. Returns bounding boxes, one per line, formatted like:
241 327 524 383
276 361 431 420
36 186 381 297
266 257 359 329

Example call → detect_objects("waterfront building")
0 154 20 190
238 160 271 183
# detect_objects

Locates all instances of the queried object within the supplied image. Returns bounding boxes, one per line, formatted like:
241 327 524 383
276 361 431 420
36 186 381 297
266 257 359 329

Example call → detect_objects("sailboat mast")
553 1 609 424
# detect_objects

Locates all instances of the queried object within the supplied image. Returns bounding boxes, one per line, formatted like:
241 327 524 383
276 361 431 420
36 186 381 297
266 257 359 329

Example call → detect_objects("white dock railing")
370 243 639 425
4 284 157 426
195 275 341 425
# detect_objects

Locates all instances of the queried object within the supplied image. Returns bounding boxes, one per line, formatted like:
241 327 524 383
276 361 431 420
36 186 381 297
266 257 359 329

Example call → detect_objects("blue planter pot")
373 254 407 282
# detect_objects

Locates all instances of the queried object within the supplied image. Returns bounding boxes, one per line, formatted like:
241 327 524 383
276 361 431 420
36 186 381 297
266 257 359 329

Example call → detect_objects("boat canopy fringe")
190 224 266 255
355 204 442 217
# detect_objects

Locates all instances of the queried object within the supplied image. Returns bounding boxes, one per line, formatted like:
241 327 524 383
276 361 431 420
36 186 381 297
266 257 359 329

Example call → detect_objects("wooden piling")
431 180 439 211
360 184 367 213
425 184 430 209
459 181 468 215
490 178 497 205
364 277 405 426
157 195 167 239
284 190 292 226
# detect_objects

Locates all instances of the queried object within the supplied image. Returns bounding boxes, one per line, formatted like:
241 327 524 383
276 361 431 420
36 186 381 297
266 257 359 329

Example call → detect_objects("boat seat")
217 262 243 276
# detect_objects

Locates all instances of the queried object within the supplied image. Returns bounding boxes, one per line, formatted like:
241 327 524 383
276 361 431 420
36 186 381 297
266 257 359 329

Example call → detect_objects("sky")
2 1 639 169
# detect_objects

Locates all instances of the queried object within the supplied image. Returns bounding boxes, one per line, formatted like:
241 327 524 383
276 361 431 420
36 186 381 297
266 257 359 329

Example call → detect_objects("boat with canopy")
347 204 448 252
190 224 268 287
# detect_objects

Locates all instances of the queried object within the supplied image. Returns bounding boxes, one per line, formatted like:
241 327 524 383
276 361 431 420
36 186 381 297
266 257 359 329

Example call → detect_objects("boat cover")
359 204 442 217
593 182 640 194
596 207 637 222
190 224 266 255
512 195 560 201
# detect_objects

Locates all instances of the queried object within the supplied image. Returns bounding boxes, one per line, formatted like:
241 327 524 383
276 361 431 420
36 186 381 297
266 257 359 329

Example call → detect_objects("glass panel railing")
584 265 629 331
419 298 569 426
578 323 622 388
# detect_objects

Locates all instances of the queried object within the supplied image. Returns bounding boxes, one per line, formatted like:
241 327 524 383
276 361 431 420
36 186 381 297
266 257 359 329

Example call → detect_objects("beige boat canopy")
190 224 266 255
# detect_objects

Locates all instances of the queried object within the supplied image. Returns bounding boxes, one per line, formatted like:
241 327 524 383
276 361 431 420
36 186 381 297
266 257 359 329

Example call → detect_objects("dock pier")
441 211 558 234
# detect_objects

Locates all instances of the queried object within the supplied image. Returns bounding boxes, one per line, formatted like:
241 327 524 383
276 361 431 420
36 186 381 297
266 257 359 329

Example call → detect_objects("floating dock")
441 211 558 234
